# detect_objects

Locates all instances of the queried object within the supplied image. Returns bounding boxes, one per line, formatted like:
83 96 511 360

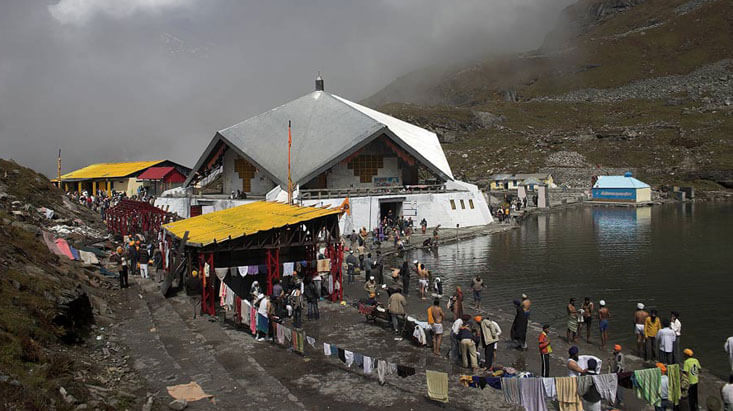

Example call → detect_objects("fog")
0 0 574 177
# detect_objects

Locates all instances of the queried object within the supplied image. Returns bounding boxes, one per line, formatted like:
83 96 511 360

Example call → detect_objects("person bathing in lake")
581 297 594 343
567 298 579 343
634 303 649 357
598 300 610 349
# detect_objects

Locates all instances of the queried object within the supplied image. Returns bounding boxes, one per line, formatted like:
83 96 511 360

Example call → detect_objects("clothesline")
209 258 333 279
226 298 677 410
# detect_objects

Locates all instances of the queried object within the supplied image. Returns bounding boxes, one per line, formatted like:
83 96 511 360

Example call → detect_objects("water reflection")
407 201 733 378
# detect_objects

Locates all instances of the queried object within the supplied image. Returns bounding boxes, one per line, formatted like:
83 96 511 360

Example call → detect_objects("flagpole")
288 120 292 205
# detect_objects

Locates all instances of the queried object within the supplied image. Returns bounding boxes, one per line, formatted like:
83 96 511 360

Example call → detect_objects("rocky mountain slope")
364 0 733 189
0 159 147 410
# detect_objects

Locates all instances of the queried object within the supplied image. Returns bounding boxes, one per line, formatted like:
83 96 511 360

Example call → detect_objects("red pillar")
266 248 280 296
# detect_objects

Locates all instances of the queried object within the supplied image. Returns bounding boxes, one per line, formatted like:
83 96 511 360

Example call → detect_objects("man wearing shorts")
598 300 610 349
471 275 484 309
427 298 444 356
634 303 649 356
582 297 594 343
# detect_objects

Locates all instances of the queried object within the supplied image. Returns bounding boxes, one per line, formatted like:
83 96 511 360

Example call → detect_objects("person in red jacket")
539 324 552 377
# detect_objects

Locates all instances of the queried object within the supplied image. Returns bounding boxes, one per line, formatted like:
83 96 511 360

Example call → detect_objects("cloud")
49 0 195 25
2 1 574 178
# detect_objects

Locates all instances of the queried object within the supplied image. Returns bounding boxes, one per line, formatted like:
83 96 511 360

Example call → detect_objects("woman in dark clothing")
304 280 319 320
510 299 528 350
400 260 410 296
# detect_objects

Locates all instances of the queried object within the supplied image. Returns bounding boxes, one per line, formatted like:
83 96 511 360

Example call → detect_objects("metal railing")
299 184 450 199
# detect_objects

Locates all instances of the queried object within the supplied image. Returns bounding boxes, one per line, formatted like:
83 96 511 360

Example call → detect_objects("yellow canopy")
59 160 165 180
163 201 340 246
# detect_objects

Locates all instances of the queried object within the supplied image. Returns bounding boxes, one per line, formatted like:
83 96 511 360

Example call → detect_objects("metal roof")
137 166 178 180
190 91 453 187
163 201 341 247
60 160 165 180
593 175 650 189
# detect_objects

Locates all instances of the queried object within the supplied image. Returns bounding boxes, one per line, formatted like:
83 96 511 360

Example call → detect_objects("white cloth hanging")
323 343 331 356
215 267 228 281
283 262 295 277
344 350 354 367
363 356 374 374
238 266 248 277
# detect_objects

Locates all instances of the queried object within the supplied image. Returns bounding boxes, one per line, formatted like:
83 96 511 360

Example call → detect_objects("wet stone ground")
112 227 724 410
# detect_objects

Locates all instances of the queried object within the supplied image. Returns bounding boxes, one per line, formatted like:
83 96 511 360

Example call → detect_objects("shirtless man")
567 298 579 343
428 299 445 356
634 303 649 356
582 297 595 343
598 300 610 349
416 262 429 300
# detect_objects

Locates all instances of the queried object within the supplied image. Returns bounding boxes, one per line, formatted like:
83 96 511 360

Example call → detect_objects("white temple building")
156 77 493 229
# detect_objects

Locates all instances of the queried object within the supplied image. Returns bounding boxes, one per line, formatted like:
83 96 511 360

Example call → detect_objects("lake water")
408 201 733 378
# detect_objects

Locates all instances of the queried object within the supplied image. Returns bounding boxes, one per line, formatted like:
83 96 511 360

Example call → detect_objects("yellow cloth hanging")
555 376 583 411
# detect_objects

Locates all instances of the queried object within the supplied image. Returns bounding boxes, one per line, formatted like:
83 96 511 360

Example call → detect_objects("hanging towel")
214 268 228 280
520 378 548 411
502 377 521 405
353 353 364 367
667 364 682 405
396 365 415 378
323 343 331 356
293 329 305 353
283 326 292 342
388 363 398 376
283 262 295 277
276 323 285 345
306 336 316 349
241 300 251 326
330 345 338 356
363 356 374 374
576 375 593 396
555 377 583 411
238 266 248 277
338 348 346 363
204 262 210 277
317 258 331 272
542 377 557 399
249 307 257 334
225 285 234 309
634 367 662 407
591 373 618 405
344 350 354 367
377 360 387 385
426 370 449 403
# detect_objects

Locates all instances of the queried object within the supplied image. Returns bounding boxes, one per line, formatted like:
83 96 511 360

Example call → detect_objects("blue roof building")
592 172 651 203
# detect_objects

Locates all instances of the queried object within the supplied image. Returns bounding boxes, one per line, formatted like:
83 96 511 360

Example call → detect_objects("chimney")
315 73 324 91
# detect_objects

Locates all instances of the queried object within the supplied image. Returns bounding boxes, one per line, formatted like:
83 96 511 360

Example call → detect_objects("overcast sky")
0 0 573 177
